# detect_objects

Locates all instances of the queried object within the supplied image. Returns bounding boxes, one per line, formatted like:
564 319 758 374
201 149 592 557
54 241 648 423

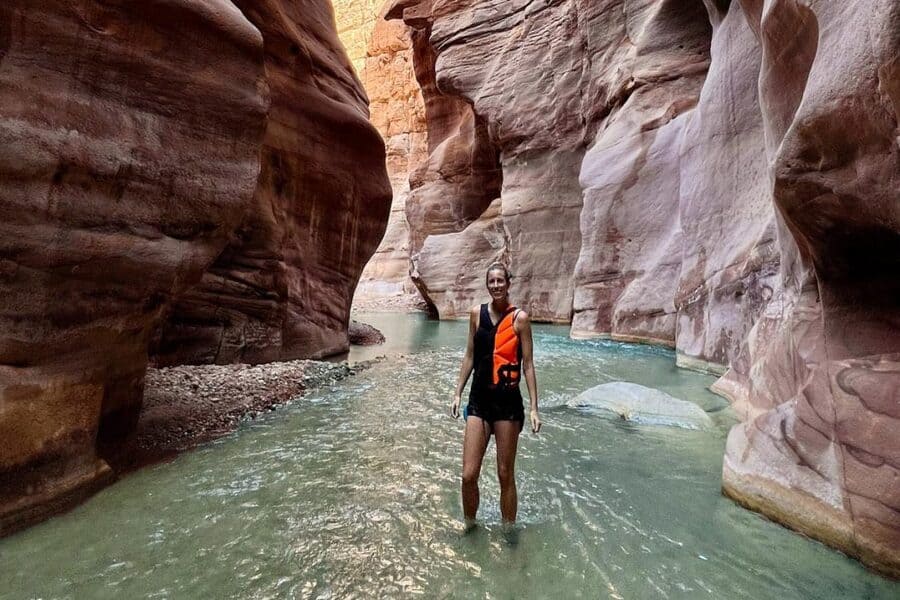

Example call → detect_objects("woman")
451 263 541 526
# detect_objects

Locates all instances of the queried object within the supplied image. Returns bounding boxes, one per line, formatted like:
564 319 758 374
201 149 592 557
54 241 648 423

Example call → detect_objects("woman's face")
486 268 509 301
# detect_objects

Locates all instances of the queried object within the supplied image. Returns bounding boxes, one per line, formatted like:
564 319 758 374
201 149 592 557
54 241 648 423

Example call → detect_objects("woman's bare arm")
451 306 479 417
516 311 541 433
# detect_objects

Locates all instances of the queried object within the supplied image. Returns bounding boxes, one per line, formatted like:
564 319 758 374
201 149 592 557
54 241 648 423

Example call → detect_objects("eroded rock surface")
334 0 383 75
154 0 393 365
348 320 386 345
0 0 267 533
1 0 391 535
573 0 712 346
387 0 899 575
716 0 900 578
672 2 780 372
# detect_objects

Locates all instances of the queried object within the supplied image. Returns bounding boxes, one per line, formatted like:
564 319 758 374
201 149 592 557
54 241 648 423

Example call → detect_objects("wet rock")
349 321 386 346
569 382 713 430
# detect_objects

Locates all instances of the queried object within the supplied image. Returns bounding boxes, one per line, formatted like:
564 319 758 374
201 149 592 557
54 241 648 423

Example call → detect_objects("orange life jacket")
492 308 521 388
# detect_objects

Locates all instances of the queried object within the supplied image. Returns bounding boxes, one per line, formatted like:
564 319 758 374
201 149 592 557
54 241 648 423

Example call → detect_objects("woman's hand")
530 409 542 434
451 394 461 419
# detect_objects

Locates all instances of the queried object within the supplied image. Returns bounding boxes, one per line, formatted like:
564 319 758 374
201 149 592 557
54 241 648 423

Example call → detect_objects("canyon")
0 0 896 580
335 0 428 307
0 0 390 533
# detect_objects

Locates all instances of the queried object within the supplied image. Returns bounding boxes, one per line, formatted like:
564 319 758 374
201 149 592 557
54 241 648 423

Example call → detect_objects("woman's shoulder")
468 304 482 324
513 308 531 332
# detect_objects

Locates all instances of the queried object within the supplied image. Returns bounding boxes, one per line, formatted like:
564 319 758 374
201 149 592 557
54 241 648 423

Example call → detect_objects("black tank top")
470 303 522 401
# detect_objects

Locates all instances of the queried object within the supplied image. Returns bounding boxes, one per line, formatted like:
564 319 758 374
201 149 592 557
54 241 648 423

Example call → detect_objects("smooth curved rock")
154 0 393 365
0 0 268 533
717 0 900 577
569 382 713 430
382 0 899 575
386 2 502 316
572 0 712 346
673 1 780 372
392 0 595 321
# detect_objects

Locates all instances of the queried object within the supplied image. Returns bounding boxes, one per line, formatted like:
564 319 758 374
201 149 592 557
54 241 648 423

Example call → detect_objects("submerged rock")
569 382 713 430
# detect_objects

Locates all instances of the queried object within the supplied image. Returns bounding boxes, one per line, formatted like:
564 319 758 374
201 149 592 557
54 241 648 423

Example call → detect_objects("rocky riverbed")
108 360 370 472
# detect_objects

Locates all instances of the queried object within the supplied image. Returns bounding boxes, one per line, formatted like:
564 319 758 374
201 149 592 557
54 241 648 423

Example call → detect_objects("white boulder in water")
568 382 713 430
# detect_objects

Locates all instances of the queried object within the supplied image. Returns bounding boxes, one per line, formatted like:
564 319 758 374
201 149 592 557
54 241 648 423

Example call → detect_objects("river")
1 313 894 599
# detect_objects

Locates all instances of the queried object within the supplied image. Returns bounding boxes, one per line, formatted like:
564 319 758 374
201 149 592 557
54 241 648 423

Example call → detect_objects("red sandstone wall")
0 0 391 533
153 0 393 364
0 0 268 533
717 0 900 578
350 2 430 305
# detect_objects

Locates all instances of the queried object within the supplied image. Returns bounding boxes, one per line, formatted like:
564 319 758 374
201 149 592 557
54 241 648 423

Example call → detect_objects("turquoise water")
0 313 895 598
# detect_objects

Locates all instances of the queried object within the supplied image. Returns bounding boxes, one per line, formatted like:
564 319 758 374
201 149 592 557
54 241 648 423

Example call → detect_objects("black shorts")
465 388 524 432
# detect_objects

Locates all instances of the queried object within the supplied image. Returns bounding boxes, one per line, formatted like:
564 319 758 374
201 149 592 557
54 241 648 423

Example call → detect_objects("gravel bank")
109 360 367 472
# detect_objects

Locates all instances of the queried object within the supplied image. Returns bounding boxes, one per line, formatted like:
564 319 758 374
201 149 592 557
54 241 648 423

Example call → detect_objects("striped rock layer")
0 0 390 533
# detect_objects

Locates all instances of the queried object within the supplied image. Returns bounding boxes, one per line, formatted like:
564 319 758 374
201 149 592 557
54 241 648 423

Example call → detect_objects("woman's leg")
493 420 520 523
461 416 490 521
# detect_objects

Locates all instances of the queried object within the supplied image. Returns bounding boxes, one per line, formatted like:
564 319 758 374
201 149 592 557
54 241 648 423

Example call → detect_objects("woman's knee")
462 467 480 487
497 464 516 488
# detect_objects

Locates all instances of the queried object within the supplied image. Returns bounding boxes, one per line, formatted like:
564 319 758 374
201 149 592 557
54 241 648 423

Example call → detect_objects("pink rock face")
393 0 603 321
0 0 268 532
154 0 393 364
673 2 780 372
717 0 900 577
573 0 712 345
390 0 899 575
387 1 503 316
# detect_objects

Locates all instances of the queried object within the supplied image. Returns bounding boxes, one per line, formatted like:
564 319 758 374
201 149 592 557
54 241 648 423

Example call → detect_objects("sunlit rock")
341 0 429 307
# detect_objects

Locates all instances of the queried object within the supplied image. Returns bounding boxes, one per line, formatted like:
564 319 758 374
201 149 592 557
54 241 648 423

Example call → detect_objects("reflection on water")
0 313 895 599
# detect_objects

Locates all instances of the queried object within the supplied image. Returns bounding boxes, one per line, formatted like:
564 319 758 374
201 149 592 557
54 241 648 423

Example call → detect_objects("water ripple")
0 317 894 599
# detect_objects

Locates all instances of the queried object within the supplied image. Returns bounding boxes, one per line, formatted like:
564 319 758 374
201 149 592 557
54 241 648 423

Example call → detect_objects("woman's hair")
485 262 512 284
